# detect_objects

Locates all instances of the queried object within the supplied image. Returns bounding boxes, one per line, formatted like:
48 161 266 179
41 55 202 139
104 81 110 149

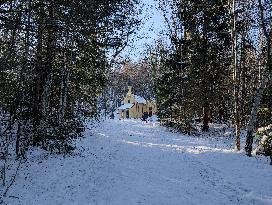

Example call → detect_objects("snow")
134 95 147 104
257 124 272 133
148 115 158 122
117 103 134 110
3 118 272 205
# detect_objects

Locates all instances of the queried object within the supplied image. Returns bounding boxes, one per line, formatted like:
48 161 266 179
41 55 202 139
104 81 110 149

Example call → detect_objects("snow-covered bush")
257 107 272 127
254 124 272 164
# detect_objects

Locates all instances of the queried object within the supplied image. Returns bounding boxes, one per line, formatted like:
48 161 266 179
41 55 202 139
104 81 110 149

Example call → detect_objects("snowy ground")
3 118 272 205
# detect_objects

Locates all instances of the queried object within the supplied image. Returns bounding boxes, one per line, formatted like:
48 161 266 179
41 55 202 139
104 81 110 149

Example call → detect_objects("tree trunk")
245 0 272 156
32 1 45 145
202 105 210 132
15 0 32 158
231 0 240 151
33 1 56 146
58 55 70 126
245 75 270 156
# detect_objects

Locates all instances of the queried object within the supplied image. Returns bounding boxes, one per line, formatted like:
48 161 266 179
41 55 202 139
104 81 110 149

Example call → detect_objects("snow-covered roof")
134 95 146 104
118 103 134 110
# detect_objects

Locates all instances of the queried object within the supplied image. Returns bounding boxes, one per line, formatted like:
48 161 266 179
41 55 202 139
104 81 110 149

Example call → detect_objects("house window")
142 107 143 113
128 100 130 103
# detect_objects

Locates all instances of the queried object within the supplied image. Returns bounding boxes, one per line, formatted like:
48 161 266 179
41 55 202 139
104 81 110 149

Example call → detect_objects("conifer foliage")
153 0 272 155
0 0 141 156
154 0 233 133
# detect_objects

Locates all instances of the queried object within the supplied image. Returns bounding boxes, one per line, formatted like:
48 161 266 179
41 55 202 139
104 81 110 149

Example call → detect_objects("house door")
149 107 153 117
126 110 129 118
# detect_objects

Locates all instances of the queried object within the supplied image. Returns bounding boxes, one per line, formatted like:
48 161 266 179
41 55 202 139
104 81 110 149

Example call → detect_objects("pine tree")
0 0 141 156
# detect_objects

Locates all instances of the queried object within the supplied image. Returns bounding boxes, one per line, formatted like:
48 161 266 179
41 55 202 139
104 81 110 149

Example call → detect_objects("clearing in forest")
6 118 272 205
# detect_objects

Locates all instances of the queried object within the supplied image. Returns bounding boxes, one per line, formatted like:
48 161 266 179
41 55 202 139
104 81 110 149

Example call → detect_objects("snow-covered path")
6 119 272 205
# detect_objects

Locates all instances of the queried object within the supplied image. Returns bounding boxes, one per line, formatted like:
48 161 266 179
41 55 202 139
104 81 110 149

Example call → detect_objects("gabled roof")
118 103 134 110
134 95 146 104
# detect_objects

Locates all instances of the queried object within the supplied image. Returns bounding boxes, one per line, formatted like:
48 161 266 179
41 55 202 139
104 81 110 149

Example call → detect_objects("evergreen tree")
0 0 141 156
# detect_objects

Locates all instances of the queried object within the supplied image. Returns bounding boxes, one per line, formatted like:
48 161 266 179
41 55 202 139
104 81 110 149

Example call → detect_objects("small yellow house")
118 86 157 119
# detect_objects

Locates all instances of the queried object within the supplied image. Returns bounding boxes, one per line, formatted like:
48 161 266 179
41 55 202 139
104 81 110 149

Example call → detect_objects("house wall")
147 101 157 115
119 87 157 119
121 94 146 119
129 105 138 118
135 103 147 118
119 104 140 119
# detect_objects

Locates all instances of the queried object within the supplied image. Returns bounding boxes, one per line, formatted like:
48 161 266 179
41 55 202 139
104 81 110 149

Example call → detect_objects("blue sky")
122 0 166 61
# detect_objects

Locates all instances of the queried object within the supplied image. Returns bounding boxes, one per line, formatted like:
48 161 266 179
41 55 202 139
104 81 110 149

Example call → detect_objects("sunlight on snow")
97 133 110 138
121 140 235 154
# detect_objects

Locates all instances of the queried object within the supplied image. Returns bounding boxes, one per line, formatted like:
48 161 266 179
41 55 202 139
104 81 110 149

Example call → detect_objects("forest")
0 0 271 204
109 0 272 156
0 0 141 157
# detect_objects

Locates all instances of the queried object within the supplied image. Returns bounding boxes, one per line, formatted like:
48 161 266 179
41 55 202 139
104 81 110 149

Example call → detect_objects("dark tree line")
0 0 141 158
151 0 271 155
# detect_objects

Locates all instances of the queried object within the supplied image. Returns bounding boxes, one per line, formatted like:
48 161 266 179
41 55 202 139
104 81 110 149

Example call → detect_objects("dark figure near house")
142 112 149 122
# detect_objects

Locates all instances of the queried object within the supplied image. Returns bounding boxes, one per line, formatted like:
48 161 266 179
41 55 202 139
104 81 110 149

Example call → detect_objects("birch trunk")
245 74 271 156
246 0 272 156
231 0 240 151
